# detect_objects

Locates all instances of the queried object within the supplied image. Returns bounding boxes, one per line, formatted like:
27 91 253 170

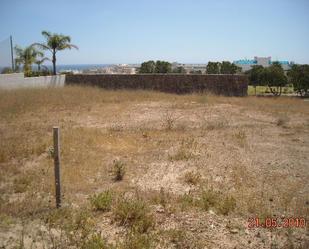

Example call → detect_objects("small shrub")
198 190 236 215
178 193 196 211
165 229 204 249
90 190 113 212
233 130 246 147
217 196 236 215
45 208 95 244
82 234 112 249
183 171 201 185
162 111 176 130
48 146 54 158
0 213 13 227
234 130 246 140
198 189 219 211
111 160 125 181
151 188 169 208
113 195 154 233
169 148 192 161
70 210 94 241
24 70 52 77
13 175 33 193
118 232 154 249
44 207 74 227
169 138 197 161
166 229 197 249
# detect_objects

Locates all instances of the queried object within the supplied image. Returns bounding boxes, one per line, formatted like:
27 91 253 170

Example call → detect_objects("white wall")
0 73 65 90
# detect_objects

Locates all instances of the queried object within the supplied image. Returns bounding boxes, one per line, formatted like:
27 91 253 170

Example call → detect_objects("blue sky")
0 0 309 64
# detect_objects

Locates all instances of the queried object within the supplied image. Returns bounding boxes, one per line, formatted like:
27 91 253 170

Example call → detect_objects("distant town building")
172 62 206 74
82 64 137 74
233 56 294 72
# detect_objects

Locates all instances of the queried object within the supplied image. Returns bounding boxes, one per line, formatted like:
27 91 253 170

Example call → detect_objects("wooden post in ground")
53 127 61 208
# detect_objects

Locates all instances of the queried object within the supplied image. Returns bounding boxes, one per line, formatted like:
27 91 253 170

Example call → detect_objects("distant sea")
51 64 112 72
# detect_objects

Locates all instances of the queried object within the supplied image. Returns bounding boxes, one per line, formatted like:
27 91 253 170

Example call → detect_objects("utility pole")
10 35 14 71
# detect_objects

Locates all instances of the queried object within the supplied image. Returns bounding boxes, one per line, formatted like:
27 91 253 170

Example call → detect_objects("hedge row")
66 74 248 96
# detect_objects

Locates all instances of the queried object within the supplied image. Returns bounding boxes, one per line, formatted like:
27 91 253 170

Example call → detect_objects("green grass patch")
248 85 294 95
113 195 154 233
90 190 113 212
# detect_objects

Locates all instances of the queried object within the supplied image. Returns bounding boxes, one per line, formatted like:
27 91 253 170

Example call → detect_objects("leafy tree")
206 62 220 74
260 62 287 96
173 66 186 74
246 65 264 95
220 61 241 74
14 45 43 75
35 56 50 72
288 64 309 97
190 70 203 74
155 60 172 73
139 60 172 73
232 63 242 74
139 60 156 73
32 31 78 75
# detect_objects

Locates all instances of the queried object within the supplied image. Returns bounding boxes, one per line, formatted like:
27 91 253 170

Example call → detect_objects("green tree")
246 65 264 95
233 63 242 74
220 61 241 74
35 56 50 72
139 60 156 73
261 62 287 96
190 70 203 74
206 62 220 74
32 31 78 75
288 64 309 97
14 45 43 75
173 66 186 74
155 60 172 73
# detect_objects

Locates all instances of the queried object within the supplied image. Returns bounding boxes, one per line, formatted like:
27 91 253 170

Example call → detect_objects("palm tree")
32 31 78 75
14 45 43 74
35 56 49 72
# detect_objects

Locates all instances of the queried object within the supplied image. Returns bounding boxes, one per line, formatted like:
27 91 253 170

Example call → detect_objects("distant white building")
172 62 206 73
82 64 137 74
234 56 294 72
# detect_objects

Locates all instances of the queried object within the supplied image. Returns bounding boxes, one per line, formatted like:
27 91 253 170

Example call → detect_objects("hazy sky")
0 0 309 65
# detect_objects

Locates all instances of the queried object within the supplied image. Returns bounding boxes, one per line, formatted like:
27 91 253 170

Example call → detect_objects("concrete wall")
66 74 248 96
0 73 65 90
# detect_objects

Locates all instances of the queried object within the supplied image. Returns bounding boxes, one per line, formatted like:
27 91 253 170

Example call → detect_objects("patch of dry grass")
169 137 198 161
161 111 177 130
233 129 247 147
183 171 201 185
0 86 308 248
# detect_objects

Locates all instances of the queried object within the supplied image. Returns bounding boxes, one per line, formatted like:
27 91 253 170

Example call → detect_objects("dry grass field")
0 86 308 249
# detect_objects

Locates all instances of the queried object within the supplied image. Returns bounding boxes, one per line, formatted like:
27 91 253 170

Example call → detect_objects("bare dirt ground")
0 86 308 248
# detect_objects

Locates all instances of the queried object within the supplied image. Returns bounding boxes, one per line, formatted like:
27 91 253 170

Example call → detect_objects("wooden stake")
53 127 61 208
